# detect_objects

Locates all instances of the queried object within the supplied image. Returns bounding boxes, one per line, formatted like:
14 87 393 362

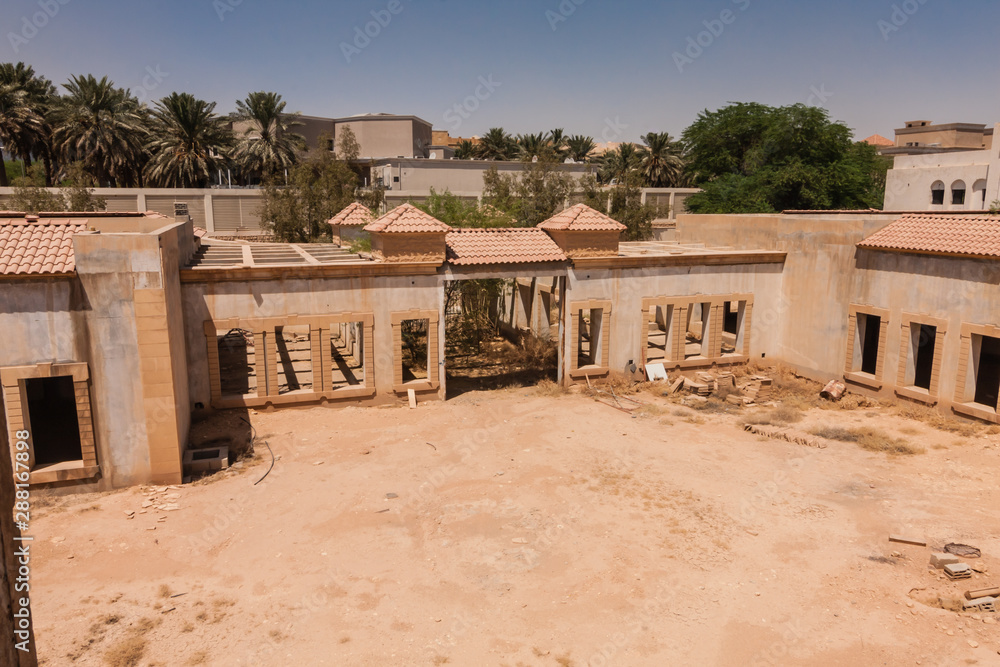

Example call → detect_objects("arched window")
931 181 945 206
973 179 988 207
951 180 967 206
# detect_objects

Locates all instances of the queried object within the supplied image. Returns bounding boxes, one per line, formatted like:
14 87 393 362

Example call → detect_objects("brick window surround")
844 304 890 390
391 309 440 393
640 294 754 370
954 322 1000 424
1 362 99 484
569 299 613 381
204 313 375 409
894 313 948 406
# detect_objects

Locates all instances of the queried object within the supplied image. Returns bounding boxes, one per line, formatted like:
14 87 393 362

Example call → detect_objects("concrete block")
183 446 229 475
966 587 1000 601
963 597 997 613
945 563 973 580
930 552 962 569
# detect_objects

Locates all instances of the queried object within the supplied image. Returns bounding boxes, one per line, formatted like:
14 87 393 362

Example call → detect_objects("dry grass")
533 379 567 397
810 426 924 455
893 400 984 436
158 584 172 599
103 636 147 667
186 651 209 665
742 405 804 426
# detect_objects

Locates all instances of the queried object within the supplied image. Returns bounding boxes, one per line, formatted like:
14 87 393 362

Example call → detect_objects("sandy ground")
26 384 1000 667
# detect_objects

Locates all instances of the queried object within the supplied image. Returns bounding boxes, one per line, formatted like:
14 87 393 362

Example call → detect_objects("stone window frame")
640 294 754 371
844 304 890 390
953 322 1000 424
1 362 100 484
204 313 376 409
391 309 440 393
894 313 948 406
569 299 613 381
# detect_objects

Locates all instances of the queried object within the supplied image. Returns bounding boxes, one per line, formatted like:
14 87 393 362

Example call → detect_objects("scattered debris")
820 380 846 401
963 597 997 613
408 389 417 409
890 535 927 547
744 424 826 449
966 587 1000 601
375 509 390 514
512 538 528 544
664 377 685 396
426 442 437 451
644 363 667 382
930 552 962 569
385 493 398 500
945 543 981 558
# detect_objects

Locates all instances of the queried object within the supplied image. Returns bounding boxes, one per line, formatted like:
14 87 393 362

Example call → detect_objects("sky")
3 0 998 143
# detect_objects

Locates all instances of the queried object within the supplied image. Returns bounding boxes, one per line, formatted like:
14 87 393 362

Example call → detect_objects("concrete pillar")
137 193 147 212
204 194 215 233
987 123 1000 207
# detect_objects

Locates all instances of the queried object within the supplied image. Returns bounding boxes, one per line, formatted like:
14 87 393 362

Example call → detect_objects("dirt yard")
26 377 1000 666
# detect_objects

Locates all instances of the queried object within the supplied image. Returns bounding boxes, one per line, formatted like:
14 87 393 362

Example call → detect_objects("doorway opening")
24 376 83 467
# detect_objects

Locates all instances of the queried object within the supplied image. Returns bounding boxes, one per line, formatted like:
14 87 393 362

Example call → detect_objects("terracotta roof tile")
858 214 1000 258
327 202 374 228
538 203 627 232
0 218 88 276
863 134 895 147
446 228 568 266
364 203 453 233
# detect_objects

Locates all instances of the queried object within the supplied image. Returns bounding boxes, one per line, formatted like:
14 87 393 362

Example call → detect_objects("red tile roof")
0 217 88 276
327 202 374 228
863 134 895 147
446 228 568 266
858 214 1000 258
364 203 453 233
538 204 627 232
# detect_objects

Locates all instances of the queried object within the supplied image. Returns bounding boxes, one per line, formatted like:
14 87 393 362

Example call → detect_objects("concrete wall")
336 118 431 159
180 274 445 410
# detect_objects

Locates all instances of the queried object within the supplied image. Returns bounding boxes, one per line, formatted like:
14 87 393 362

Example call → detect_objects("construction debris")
945 543 981 558
963 597 997 613
889 535 927 547
664 377 685 396
820 380 846 401
945 563 973 580
965 587 1000 601
930 552 962 569
744 424 826 449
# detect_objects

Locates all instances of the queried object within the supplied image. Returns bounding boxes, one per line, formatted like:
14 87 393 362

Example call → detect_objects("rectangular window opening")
953 189 966 206
401 319 430 382
275 325 313 394
721 301 746 356
646 305 672 363
24 376 83 467
931 189 945 205
331 322 366 389
577 309 604 368
973 334 1000 409
217 329 257 398
685 302 711 359
910 323 937 391
855 313 882 375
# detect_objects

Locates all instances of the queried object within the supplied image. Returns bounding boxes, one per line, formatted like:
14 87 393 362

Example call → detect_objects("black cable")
240 416 274 486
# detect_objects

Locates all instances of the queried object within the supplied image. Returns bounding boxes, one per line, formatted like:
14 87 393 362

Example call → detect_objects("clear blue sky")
3 0 997 142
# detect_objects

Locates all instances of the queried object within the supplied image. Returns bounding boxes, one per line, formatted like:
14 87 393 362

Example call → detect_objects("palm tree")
49 75 149 186
548 128 568 159
454 139 476 160
599 143 642 184
144 92 232 188
638 131 686 187
0 63 57 183
475 127 517 161
231 91 304 183
0 84 45 187
516 132 555 162
566 135 597 163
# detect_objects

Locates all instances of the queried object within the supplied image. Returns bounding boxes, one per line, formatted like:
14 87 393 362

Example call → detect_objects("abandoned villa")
0 196 999 492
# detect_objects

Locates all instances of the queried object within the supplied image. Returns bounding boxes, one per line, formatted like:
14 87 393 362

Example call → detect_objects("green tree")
566 135 596 163
144 92 232 188
638 131 686 188
599 143 641 184
260 148 358 242
682 102 888 213
454 139 476 160
413 188 513 228
0 62 58 184
482 158 574 227
608 172 658 241
8 164 64 212
547 128 568 159
61 161 106 211
231 91 304 182
516 132 556 162
336 125 360 161
475 127 517 161
49 75 148 186
0 82 45 187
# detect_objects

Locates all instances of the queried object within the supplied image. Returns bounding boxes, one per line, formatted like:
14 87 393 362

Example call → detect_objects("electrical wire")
240 416 274 486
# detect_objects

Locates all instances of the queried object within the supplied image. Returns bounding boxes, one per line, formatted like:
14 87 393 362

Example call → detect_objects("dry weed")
103 637 147 667
811 426 923 455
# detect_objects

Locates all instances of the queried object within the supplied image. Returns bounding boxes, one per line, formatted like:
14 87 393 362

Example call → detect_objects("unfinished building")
1 203 998 492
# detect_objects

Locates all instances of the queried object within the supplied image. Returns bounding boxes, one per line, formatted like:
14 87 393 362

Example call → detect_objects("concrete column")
137 193 147 212
987 123 1000 206
204 194 215 233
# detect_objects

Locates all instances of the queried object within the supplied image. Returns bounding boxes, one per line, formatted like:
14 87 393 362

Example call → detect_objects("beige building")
885 120 994 156
883 123 1000 211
